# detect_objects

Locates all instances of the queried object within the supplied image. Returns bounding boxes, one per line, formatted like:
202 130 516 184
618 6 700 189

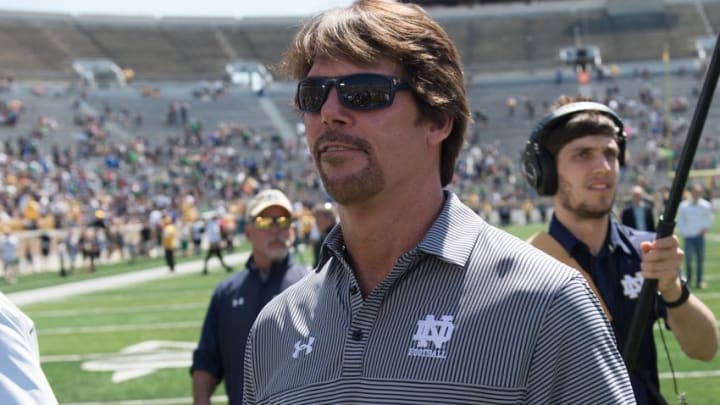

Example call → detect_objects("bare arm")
666 291 718 361
641 237 719 361
192 369 220 405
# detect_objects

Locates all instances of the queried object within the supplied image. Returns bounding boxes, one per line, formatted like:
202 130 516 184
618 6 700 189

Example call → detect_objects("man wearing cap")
190 189 308 405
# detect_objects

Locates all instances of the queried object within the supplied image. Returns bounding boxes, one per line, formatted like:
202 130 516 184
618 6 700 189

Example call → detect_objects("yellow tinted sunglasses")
252 215 292 230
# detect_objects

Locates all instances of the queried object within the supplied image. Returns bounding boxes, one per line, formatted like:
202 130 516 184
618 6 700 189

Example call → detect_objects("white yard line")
40 321 201 335
30 303 206 318
7 252 249 307
43 353 110 362
660 369 720 379
62 396 227 405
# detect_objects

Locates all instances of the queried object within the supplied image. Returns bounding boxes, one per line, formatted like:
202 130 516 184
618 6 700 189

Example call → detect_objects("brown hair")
279 0 470 187
540 95 620 158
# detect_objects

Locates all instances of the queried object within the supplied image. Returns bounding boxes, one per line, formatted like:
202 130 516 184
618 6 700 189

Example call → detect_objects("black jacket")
620 204 655 232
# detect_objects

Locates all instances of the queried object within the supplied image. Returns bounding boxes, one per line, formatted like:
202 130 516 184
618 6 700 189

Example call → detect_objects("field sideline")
3 223 719 404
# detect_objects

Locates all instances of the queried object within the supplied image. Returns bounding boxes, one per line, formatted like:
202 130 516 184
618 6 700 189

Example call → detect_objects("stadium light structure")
72 59 126 88
224 60 272 95
695 36 716 62
559 45 602 70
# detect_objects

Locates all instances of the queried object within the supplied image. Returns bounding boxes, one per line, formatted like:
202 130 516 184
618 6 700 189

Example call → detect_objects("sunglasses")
252 215 292 230
296 73 411 113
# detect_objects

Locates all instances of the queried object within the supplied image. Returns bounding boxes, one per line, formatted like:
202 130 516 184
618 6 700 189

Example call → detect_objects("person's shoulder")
0 293 33 338
250 273 318 336
213 271 251 294
281 266 321 295
471 226 580 284
286 262 310 280
477 225 555 258
260 267 322 314
472 219 517 245
467 229 602 320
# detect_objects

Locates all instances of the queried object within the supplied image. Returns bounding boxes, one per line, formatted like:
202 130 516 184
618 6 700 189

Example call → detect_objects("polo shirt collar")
549 214 633 257
609 220 634 255
316 190 483 272
416 190 484 267
247 254 294 277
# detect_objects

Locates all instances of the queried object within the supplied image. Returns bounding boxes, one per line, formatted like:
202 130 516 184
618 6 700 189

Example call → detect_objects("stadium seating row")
0 1 718 80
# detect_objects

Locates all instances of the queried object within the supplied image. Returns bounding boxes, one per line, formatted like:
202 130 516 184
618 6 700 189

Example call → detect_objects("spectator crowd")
1 65 719 281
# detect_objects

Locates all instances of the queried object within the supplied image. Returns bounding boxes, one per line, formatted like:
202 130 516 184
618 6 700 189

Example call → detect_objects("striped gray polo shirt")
244 192 635 404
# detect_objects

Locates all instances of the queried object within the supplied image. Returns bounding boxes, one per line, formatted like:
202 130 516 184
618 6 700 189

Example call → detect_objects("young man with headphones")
524 95 718 404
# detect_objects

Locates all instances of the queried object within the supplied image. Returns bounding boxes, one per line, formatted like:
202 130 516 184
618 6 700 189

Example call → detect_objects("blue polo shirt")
191 255 307 405
549 214 666 405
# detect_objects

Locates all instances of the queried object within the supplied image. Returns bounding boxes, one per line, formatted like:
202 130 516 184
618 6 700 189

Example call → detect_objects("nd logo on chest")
408 315 455 359
620 272 644 299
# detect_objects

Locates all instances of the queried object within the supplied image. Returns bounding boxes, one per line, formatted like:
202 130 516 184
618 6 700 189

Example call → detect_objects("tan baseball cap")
245 189 293 220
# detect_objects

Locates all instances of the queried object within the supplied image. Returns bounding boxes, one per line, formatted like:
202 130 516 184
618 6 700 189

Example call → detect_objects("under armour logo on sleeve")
292 336 315 358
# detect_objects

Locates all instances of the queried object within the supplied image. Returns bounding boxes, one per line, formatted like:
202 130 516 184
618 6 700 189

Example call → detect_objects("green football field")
4 223 720 404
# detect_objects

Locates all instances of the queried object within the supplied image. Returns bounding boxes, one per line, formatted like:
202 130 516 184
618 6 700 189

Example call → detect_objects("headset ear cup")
522 143 542 192
523 143 557 196
536 149 557 196
618 133 627 167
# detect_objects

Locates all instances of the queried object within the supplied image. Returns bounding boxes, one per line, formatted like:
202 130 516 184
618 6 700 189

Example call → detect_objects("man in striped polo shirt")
243 1 635 403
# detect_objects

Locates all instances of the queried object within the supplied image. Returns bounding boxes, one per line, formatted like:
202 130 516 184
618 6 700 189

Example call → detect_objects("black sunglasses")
296 73 411 113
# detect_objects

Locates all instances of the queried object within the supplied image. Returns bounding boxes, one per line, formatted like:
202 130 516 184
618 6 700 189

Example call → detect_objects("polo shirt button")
352 329 363 341
349 285 358 295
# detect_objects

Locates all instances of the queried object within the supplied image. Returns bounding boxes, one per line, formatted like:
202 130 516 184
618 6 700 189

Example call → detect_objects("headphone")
522 101 626 196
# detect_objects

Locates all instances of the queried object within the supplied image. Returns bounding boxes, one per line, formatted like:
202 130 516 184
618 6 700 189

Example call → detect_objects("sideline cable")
656 320 686 404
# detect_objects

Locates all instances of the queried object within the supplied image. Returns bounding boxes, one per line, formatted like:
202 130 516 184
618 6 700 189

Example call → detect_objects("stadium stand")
701 1 720 34
0 17 68 76
0 1 718 80
1 0 720 275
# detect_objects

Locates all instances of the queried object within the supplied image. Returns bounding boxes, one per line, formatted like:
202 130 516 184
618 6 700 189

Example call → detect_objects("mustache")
269 237 289 244
313 130 371 158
